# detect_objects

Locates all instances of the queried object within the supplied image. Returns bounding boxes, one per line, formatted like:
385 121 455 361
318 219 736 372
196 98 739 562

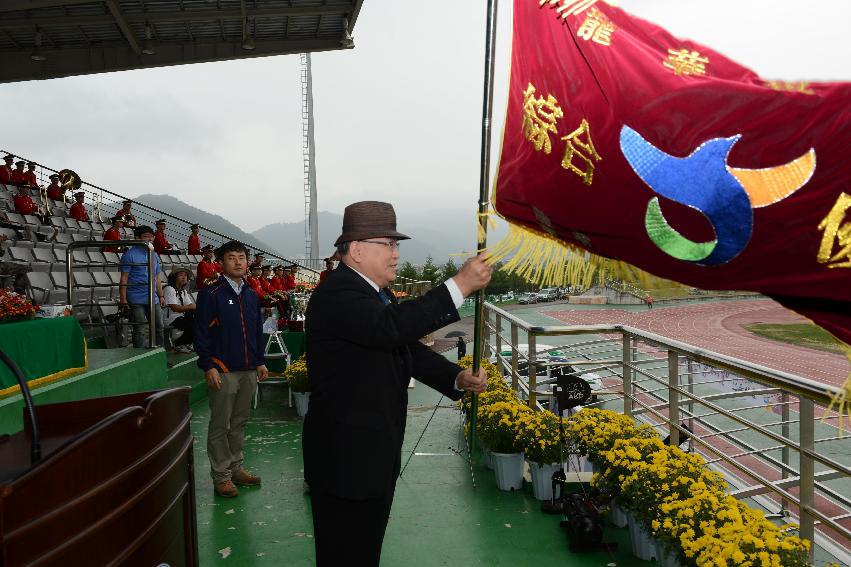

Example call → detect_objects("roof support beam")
104 0 141 56
0 0 95 12
0 5 353 30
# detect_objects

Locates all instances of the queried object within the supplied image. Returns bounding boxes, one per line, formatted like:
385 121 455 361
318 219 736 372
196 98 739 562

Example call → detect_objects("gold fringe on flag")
483 220 676 291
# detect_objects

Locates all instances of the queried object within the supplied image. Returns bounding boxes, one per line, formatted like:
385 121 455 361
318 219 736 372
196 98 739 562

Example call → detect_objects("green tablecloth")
263 331 305 373
0 317 87 397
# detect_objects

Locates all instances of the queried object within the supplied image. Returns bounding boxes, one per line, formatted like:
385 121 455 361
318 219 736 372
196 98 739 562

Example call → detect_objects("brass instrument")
39 184 52 216
93 192 104 223
58 169 81 195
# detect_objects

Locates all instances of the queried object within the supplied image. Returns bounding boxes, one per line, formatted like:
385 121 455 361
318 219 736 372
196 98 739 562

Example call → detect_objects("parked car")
517 292 538 304
539 288 559 302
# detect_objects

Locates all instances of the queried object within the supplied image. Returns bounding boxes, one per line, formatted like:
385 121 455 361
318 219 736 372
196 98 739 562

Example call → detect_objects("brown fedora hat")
334 201 410 246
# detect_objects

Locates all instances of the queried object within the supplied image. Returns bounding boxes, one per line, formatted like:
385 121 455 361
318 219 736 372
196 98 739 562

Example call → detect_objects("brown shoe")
214 479 239 498
231 469 262 486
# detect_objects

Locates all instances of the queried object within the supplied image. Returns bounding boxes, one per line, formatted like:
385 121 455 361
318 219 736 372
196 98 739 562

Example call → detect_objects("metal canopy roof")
0 0 364 84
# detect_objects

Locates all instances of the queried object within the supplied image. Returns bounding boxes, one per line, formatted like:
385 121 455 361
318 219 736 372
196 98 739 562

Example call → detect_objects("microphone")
0 349 41 464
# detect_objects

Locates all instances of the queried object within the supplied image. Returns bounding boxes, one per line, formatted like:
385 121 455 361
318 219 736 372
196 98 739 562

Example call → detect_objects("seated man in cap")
13 184 45 222
23 162 38 187
196 245 222 289
45 174 63 200
245 264 267 299
163 267 196 353
284 265 298 291
10 161 26 185
319 256 336 284
153 219 177 255
120 200 137 227
188 223 202 255
69 191 91 222
0 155 13 185
103 216 125 253
271 265 288 292
303 201 492 566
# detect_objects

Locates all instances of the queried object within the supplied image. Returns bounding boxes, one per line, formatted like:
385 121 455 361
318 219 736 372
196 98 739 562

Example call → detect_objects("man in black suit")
303 201 492 566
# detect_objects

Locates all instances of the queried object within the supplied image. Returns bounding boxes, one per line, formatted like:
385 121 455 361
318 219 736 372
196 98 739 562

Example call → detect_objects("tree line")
396 257 536 295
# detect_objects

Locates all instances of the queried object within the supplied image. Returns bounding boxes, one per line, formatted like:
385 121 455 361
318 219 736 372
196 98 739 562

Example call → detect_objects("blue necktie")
379 289 391 305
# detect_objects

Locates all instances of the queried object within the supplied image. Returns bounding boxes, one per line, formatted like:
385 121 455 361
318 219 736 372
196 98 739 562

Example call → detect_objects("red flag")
494 0 851 345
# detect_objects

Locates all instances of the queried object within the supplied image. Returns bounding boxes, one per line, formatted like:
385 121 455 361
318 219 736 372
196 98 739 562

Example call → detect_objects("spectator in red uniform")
271 265 287 292
319 256 336 284
284 265 297 291
0 155 13 184
46 174 63 200
120 200 137 227
103 216 125 253
196 245 222 289
23 162 38 187
13 185 41 216
69 191 91 222
260 265 278 295
188 223 202 255
246 264 266 298
249 252 264 270
10 161 26 185
153 219 176 255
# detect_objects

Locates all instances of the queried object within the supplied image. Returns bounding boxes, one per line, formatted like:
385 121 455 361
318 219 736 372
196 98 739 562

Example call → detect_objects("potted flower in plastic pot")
478 400 533 491
517 410 564 500
284 354 310 416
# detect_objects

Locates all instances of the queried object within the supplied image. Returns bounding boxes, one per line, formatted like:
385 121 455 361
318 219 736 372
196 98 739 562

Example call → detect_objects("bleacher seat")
70 249 90 270
103 251 121 265
0 227 17 241
4 212 26 226
50 216 67 228
88 250 107 267
55 232 73 245
32 247 55 268
107 271 121 285
92 272 115 300
22 215 41 227
25 271 54 304
8 246 35 267
71 233 88 242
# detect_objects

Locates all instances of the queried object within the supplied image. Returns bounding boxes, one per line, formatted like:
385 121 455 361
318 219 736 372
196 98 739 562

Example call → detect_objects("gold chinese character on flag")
522 83 564 154
576 7 615 46
663 48 709 77
765 80 816 95
817 192 851 269
561 118 602 185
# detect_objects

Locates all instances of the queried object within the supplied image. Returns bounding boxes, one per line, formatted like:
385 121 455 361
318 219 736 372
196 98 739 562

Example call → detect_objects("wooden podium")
0 388 198 566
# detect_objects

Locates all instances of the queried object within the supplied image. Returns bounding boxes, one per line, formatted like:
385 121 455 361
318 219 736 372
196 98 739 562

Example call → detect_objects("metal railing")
481 301 851 565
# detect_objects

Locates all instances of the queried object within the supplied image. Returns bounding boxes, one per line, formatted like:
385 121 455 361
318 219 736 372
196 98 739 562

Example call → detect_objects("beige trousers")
207 369 257 483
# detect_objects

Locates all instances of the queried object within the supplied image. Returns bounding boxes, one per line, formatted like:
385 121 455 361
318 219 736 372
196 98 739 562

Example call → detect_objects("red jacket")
13 194 38 215
196 260 222 289
46 182 62 200
284 274 297 291
0 166 13 184
319 270 330 283
246 276 266 298
260 277 277 295
103 227 122 253
153 231 172 254
69 202 90 222
188 234 201 255
11 169 25 184
271 276 286 291
23 171 37 187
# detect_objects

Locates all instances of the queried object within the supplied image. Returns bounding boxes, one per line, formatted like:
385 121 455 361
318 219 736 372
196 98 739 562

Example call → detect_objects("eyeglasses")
358 240 401 250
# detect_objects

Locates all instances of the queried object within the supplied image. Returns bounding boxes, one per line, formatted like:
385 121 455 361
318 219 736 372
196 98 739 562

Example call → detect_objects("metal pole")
781 391 790 515
510 322 519 393
147 244 156 348
668 350 680 446
799 396 815 561
622 334 632 417
527 333 537 408
469 0 500 458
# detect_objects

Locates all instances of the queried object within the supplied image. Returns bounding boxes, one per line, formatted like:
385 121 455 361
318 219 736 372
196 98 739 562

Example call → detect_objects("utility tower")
300 52 319 268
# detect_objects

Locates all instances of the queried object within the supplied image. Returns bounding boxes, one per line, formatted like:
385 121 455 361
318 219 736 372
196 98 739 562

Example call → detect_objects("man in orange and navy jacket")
193 240 267 499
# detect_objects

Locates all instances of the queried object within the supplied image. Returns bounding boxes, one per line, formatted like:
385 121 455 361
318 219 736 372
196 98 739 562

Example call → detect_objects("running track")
546 298 849 388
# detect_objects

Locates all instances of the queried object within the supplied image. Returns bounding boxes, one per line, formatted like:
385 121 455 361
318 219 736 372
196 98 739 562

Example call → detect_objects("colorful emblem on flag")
492 0 851 346
620 126 816 265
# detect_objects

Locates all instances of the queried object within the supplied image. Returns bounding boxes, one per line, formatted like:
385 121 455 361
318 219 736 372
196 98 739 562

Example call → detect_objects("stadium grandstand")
0 153 319 346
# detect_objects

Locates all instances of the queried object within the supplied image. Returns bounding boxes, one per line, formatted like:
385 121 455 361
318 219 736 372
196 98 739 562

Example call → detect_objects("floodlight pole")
470 0 499 463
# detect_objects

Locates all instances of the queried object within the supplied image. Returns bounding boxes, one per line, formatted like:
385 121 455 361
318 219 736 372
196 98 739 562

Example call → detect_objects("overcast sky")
1 0 849 233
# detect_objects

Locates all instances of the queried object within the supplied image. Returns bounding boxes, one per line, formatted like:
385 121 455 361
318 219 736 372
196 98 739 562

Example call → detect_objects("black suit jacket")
303 262 464 500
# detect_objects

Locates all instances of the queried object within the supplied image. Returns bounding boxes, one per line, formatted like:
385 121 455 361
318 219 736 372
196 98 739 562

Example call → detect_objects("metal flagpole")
470 0 500 463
